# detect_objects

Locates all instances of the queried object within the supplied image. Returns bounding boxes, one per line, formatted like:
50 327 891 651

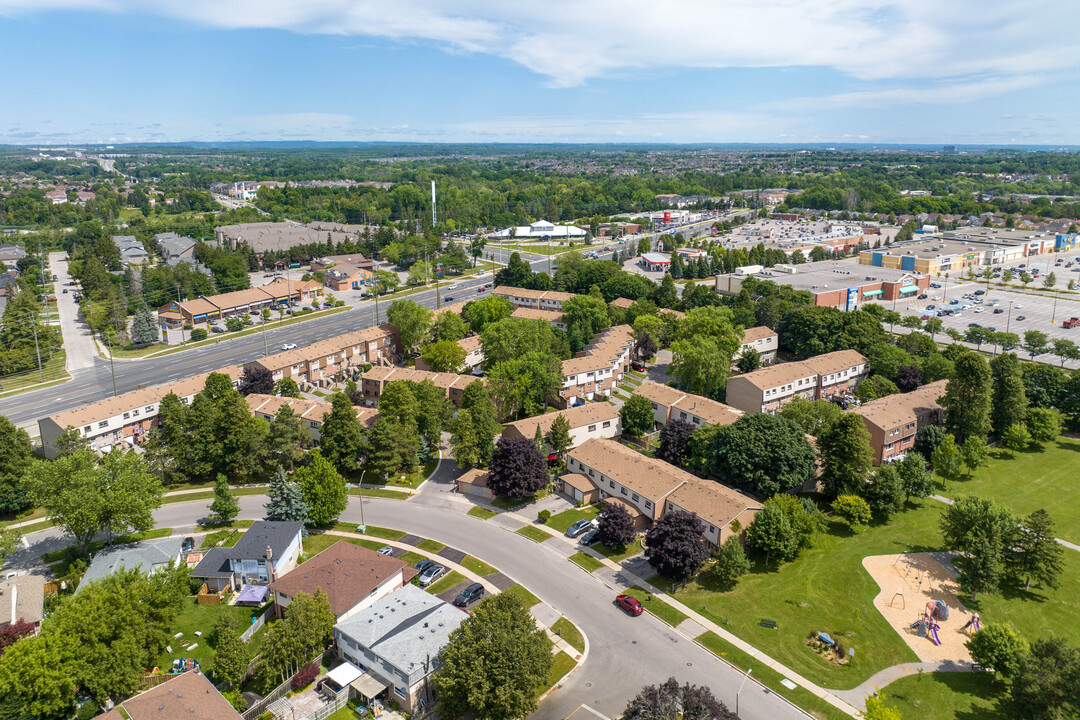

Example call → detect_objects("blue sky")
2 1 1079 145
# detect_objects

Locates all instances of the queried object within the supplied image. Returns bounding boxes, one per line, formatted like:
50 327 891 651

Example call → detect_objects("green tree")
746 502 796 566
856 375 900 402
1009 637 1080 720
1025 407 1062 446
435 594 554 720
487 352 561 419
620 394 655 437
653 273 679 308
942 351 992 441
548 413 573 456
778 397 842 435
265 401 311 471
295 450 347 526
0 415 34 515
461 381 500 466
378 380 420 428
421 339 467 372
963 536 1003 599
129 302 158 345
696 414 816 498
931 434 963 483
712 535 751 590
1010 508 1064 590
961 435 991 478
818 413 874 497
669 337 730 399
284 589 337 659
0 634 78 720
319 392 365 473
991 352 1029 436
275 377 301 398
480 317 563 369
1051 338 1080 367
1002 423 1032 452
449 408 481 469
365 417 411 479
831 494 872 529
211 617 249 688
897 452 936 501
736 347 761 373
463 294 513 334
863 694 903 720
967 621 1028 680
862 463 905 521
264 467 309 524
208 473 240 525
387 299 434 355
1043 271 1057 289
560 294 611 351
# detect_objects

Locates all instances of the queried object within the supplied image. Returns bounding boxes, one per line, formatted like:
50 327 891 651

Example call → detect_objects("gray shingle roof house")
334 584 466 712
78 536 184 591
0 574 46 631
155 232 198 262
192 521 303 591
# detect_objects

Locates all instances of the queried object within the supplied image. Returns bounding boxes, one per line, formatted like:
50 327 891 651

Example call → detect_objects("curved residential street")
10 471 810 720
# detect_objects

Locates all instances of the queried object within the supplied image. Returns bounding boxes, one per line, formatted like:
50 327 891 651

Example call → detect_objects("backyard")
154 597 270 673
939 436 1080 543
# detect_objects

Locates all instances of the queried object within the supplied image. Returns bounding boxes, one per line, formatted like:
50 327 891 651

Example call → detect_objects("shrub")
189 328 207 342
537 509 551 524
832 494 872 529
292 662 319 691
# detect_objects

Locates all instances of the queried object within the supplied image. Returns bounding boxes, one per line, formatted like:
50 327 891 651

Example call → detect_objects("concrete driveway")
49 252 99 373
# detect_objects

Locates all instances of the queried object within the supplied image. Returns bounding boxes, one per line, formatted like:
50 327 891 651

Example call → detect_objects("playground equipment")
962 613 982 633
893 551 929 593
909 601 948 646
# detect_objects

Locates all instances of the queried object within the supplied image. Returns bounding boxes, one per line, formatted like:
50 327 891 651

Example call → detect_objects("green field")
546 504 600 533
503 583 541 608
153 597 269 673
300 533 385 559
467 506 498 520
879 671 1007 720
940 438 1080 543
551 617 585 654
623 586 688 628
424 570 465 596
461 555 497 576
516 525 552 543
569 552 604 573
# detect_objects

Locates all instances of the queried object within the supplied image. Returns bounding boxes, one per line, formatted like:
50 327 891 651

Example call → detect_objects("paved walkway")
832 660 974 710
932 493 1080 552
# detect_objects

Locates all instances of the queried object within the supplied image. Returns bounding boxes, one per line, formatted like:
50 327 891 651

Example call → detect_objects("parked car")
211 325 225 333
917 294 928 300
181 537 195 553
565 518 597 538
62 288 67 293
414 559 435 573
994 308 1004 314
453 583 485 608
579 528 601 546
631 360 646 371
1017 315 1027 321
418 564 445 587
443 297 453 303
616 594 644 616
974 307 985 313
376 546 394 556
974 290 985 295
968 323 981 329
1015 303 1024 309
930 283 942 288
281 342 298 350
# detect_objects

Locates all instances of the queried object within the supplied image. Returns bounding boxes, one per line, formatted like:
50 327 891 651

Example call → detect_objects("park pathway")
831 660 974 711
931 494 1080 552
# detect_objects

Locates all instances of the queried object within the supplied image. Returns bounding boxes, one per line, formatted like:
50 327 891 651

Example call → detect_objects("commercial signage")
845 286 859 312
664 211 672 224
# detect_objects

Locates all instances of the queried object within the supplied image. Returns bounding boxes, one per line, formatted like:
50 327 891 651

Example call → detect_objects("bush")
292 662 319 691
832 494 872 529
537 509 551 524
226 317 245 332
189 328 207 342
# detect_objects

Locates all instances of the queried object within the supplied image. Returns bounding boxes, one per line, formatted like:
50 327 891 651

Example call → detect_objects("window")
588 425 596 432
620 487 628 496
310 421 319 428
132 409 139 417
83 425 91 433
395 687 406 699
602 421 611 428
98 420 108 428
645 500 652 509
608 480 615 489
588 469 594 477
632 493 639 502
122 412 130 419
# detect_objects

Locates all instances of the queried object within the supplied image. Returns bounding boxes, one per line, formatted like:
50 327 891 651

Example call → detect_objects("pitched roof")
568 438 689 502
503 403 619 437
0 574 45 626
456 469 489 488
79 537 183 590
233 520 303 560
95 671 241 720
511 307 564 323
561 354 616 376
269 541 414 618
633 380 686 408
666 477 761 530
670 395 743 426
208 287 274 309
741 326 778 343
728 361 819 391
802 349 868 376
245 394 336 424
852 380 948 431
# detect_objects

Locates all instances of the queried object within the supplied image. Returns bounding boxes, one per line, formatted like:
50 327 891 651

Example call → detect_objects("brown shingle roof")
457 469 490 488
730 361 819 391
741 326 778 343
633 381 686 408
511 307 564 323
666 478 761 530
268 541 414 618
802 349 868 376
852 380 948 431
670 395 743 426
568 438 688 502
502 403 620 437
560 473 594 493
95 672 241 720
562 354 616 376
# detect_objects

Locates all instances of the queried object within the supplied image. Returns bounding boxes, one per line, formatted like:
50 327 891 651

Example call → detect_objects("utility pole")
31 320 44 384
261 309 268 357
105 329 118 396
356 470 366 533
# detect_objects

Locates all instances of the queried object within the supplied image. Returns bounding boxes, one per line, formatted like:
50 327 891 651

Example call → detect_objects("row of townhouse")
501 402 622 448
361 366 484 407
724 349 869 415
556 325 635 408
736 326 779 365
632 381 744 431
38 366 244 459
562 439 761 546
608 297 686 320
245 394 380 444
492 285 576 312
510 306 567 331
243 324 400 388
156 277 324 333
851 380 948 464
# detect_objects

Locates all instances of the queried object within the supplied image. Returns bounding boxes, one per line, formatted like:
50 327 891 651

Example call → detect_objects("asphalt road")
11 488 807 720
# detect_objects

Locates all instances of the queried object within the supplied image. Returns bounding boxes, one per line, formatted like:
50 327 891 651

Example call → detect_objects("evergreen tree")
961 536 1002 600
931 434 963 483
1010 508 1064 590
319 392 365 473
264 468 309 525
129 303 158 345
0 415 34 515
208 473 239 526
818 413 873 497
991 352 1028 436
461 380 500 465
210 618 248 688
712 535 751 589
266 402 310 472
449 409 481 469
365 417 410 480
548 413 573 456
532 423 546 454
961 435 991 478
294 451 347 526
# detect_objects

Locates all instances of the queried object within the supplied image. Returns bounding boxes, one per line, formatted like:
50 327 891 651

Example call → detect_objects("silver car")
418 564 445 587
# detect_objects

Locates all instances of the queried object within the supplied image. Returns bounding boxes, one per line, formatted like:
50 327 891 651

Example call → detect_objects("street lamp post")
735 668 753 716
356 470 366 533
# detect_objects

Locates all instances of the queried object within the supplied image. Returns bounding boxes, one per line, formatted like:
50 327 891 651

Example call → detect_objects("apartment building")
156 282 325 337
632 381 743 430
246 394 379 444
361 366 482 407
584 324 635 372
852 380 948 463
243 325 400 386
38 367 244 459
558 354 620 408
565 439 760 546
511 306 567 331
724 349 868 415
502 403 621 448
492 286 576 312
736 326 778 365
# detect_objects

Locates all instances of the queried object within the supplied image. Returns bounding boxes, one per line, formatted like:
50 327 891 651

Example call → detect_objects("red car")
616 594 644 616
631 360 646 372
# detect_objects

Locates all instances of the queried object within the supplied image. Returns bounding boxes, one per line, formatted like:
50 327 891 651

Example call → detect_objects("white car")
1015 303 1023 309
974 307 985 313
281 342 298 350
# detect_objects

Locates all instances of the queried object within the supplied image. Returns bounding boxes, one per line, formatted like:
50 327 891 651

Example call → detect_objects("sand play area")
863 552 975 663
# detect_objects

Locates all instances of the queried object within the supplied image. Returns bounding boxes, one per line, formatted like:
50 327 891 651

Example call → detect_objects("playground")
863 552 975 663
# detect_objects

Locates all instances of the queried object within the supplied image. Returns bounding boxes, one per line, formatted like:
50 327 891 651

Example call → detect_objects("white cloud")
2 0 1078 90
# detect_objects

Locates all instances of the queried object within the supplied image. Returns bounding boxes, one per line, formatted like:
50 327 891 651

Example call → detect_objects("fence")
241 675 293 720
137 670 190 691
301 689 351 720
241 605 275 642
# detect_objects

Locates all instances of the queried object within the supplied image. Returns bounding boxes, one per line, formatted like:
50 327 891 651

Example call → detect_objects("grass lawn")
569 552 604 573
503 583 541 608
546 504 601 533
594 537 645 562
0 508 46 528
467 506 499 520
492 488 551 511
551 617 586 653
461 555 497 576
0 351 69 398
348 486 409 501
879 671 1007 720
164 486 268 505
516 526 552 543
623 586 688 628
201 528 244 549
417 539 445 553
15 519 54 535
696 632 849 720
399 551 426 566
536 651 576 698
360 525 406 541
424 570 465 596
301 533 385 559
940 438 1080 543
154 597 270 673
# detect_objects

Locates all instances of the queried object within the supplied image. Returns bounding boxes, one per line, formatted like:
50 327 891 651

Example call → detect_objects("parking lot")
888 248 1080 367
